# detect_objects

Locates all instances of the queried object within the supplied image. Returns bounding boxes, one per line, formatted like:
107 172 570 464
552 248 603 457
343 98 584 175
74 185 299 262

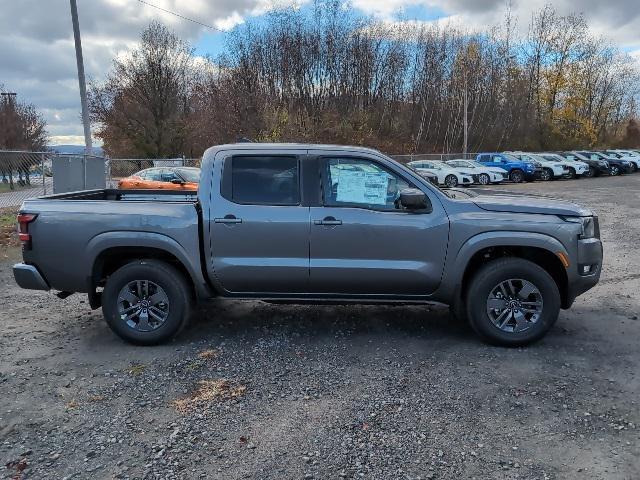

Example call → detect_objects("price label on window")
335 170 389 205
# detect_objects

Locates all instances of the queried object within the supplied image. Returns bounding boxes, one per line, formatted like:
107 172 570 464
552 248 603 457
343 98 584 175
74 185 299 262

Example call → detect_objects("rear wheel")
509 169 524 183
539 168 552 181
102 260 191 345
478 173 490 185
465 258 560 347
444 174 458 187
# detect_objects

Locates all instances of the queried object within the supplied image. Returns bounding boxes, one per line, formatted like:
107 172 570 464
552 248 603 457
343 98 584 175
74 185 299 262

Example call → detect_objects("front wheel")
566 168 576 179
610 165 620 176
465 258 560 347
478 173 490 185
584 167 595 178
444 174 458 187
102 260 192 345
509 169 524 183
539 168 552 181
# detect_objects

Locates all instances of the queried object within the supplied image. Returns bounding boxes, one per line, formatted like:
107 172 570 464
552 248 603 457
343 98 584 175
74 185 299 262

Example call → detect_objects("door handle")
214 215 242 224
314 216 342 226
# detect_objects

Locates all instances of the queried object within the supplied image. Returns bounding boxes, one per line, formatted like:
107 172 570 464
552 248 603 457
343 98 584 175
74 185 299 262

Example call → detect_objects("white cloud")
2 0 638 145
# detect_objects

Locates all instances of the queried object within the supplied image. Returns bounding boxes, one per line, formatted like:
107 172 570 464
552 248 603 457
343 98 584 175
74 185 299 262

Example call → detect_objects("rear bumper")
13 263 50 291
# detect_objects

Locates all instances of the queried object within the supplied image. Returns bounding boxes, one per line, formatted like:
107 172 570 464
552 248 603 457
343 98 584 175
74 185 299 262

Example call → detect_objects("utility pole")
70 0 92 155
463 69 468 158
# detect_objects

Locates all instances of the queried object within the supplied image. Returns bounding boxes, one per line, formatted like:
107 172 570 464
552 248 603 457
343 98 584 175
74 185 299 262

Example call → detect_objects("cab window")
230 156 300 205
322 158 414 211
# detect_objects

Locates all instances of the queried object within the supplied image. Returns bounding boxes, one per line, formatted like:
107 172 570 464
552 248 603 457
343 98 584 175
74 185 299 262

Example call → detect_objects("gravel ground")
1 175 639 480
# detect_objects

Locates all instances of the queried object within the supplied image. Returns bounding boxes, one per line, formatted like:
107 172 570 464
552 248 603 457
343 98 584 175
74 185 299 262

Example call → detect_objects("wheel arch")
448 232 570 309
87 232 215 303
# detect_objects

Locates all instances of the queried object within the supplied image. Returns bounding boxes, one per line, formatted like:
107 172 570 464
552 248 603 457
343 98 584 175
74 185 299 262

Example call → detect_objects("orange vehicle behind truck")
118 167 200 190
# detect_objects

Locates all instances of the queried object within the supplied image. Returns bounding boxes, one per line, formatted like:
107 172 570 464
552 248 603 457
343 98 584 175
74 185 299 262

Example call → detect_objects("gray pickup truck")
13 143 603 346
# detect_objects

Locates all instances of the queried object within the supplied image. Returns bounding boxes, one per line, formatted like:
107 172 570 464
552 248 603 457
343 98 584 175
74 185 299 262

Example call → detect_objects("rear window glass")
231 156 299 205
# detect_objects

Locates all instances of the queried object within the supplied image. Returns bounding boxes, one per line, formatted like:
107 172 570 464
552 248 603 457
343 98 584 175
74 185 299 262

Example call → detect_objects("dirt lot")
1 176 639 480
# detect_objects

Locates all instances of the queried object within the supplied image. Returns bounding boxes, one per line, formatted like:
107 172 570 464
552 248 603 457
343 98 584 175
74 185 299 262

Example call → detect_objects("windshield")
501 153 520 162
176 167 201 182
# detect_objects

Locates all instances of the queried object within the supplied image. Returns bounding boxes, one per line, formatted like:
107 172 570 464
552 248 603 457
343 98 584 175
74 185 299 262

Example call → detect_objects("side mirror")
399 188 431 212
170 178 185 185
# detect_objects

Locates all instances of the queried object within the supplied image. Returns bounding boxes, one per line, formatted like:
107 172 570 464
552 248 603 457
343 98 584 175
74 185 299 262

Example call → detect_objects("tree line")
89 2 640 158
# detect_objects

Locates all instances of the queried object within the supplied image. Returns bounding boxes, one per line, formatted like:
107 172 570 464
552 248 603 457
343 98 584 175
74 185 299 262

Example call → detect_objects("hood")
471 193 592 216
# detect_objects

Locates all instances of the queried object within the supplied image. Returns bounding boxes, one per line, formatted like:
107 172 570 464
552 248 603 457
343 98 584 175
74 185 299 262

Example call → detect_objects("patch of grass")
125 364 146 376
0 208 18 248
184 359 204 371
197 349 219 360
172 379 246 413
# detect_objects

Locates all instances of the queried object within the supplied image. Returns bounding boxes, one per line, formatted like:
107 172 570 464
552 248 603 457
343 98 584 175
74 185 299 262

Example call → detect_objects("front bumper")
565 238 603 308
526 169 541 180
13 263 50 291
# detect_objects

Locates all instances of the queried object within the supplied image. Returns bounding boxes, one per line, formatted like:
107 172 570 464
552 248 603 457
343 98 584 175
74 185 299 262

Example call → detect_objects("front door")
210 152 310 294
309 155 449 296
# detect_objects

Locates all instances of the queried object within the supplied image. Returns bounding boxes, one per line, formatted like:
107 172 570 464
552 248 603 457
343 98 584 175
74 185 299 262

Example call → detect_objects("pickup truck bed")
16 189 210 300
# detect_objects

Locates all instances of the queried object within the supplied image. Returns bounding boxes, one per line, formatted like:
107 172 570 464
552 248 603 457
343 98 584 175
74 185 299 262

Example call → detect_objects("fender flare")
440 231 568 300
85 231 214 298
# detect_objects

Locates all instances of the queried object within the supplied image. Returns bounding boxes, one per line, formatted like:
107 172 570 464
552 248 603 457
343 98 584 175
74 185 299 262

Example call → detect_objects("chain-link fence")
0 151 53 209
106 158 201 188
0 150 475 208
389 153 476 164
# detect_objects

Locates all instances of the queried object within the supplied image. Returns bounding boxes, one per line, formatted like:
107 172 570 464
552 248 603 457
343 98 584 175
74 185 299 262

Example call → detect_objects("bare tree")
89 22 195 158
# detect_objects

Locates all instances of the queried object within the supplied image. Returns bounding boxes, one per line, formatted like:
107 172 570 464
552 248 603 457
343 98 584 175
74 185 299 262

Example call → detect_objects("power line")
135 0 222 32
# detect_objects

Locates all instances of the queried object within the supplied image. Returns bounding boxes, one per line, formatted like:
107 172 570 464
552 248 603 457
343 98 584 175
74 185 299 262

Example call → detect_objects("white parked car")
604 150 640 172
445 159 507 185
538 153 590 178
508 152 568 180
407 160 474 187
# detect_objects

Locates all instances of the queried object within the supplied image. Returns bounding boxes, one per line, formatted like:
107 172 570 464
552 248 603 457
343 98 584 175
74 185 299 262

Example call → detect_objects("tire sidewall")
510 170 523 183
102 260 190 345
466 259 560 347
479 173 490 185
541 169 551 181
445 175 458 187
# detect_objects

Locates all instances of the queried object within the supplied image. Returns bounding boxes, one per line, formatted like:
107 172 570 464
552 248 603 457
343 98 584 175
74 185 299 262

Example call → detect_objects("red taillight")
17 213 37 248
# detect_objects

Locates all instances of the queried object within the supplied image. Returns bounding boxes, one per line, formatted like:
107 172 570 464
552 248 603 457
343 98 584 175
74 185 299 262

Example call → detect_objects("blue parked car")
475 153 541 183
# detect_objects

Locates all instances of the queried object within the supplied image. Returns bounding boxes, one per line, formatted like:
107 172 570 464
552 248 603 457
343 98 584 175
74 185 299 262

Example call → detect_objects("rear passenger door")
210 151 310 294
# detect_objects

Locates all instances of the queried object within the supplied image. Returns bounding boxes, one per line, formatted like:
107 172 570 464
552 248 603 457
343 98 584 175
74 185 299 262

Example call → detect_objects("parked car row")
407 149 640 187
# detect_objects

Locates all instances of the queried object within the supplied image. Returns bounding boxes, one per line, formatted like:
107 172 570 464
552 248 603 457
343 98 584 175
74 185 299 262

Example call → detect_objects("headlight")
562 216 599 239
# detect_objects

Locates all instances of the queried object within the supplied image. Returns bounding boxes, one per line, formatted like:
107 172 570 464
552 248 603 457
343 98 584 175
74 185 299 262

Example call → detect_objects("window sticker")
334 168 389 205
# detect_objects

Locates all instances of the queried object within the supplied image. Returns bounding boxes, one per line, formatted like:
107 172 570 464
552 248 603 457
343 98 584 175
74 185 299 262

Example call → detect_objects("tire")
102 260 192 345
444 174 458 187
465 258 560 347
509 169 524 183
585 167 595 178
478 173 490 185
540 168 552 181
566 168 576 179
610 165 620 176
